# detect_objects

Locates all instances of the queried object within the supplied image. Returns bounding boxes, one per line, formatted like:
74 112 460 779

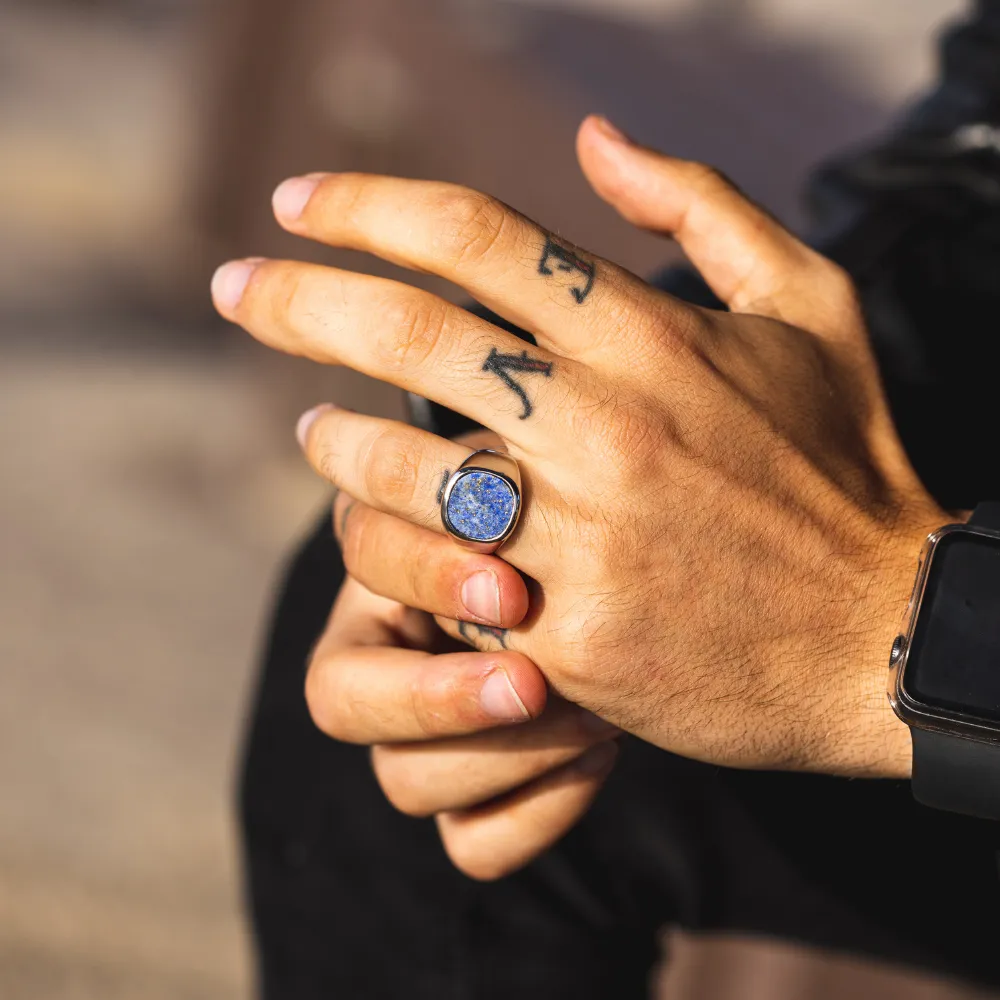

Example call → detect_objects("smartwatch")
889 501 1000 820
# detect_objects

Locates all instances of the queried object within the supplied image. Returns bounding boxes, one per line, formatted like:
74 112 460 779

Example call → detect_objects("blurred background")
0 0 987 997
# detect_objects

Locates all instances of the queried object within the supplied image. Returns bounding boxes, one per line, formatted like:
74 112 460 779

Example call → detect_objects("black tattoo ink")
458 621 510 649
482 347 553 419
436 469 452 505
539 236 595 304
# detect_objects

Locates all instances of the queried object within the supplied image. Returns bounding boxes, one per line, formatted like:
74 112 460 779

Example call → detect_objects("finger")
371 699 619 816
331 493 530 628
299 403 554 575
307 604 547 743
435 613 526 655
576 115 856 338
211 255 576 438
452 427 504 453
269 171 667 358
436 741 619 880
325 573 440 653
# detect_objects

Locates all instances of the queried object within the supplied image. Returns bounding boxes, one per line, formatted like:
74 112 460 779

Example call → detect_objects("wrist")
845 503 951 780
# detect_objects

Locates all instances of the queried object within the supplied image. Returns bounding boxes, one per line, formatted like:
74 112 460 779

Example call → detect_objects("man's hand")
307 508 620 879
213 115 946 780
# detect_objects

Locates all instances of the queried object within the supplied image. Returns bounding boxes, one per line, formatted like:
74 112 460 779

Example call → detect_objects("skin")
212 115 948 880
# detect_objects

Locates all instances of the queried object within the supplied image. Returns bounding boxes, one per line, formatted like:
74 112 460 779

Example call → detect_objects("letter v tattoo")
482 347 553 419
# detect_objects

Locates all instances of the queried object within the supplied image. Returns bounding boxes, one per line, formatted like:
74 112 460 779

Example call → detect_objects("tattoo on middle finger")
482 347 553 420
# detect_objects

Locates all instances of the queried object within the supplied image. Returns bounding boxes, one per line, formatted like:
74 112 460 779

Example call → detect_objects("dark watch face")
905 531 1000 721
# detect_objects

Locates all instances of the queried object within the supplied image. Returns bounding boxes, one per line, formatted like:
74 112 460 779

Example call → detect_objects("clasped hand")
213 116 945 878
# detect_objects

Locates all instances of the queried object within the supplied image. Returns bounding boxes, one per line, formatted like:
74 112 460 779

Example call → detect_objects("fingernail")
574 740 619 776
593 115 629 144
273 176 321 223
579 710 622 739
461 570 502 625
480 667 529 722
296 403 337 448
211 259 259 312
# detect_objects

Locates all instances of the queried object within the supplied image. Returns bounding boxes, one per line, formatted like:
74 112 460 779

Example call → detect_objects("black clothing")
239 3 1000 996
241 513 1000 1000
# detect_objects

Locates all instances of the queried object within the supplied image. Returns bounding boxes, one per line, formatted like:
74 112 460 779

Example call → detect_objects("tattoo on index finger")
538 235 595 304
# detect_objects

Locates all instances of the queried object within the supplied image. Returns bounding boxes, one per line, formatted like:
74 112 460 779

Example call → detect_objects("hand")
213 115 946 779
307 468 620 879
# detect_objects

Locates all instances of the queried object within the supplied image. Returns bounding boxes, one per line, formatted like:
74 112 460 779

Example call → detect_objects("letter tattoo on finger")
458 620 510 649
482 347 553 419
539 235 595 304
436 469 452 504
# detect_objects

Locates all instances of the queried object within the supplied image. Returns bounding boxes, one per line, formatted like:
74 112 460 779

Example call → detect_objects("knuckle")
371 747 435 818
374 293 448 373
684 160 734 197
434 188 511 268
649 296 706 357
273 264 312 331
265 259 294 304
407 662 449 739
582 279 663 356
335 173 373 222
572 387 666 477
816 258 859 308
605 403 662 469
400 531 439 605
362 427 422 509
317 448 342 487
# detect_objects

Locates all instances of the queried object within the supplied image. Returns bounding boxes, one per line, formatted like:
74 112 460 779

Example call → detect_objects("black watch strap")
968 501 1000 530
910 501 1000 820
912 729 1000 819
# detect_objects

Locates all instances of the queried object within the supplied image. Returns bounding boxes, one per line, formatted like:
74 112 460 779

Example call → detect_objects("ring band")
441 450 522 554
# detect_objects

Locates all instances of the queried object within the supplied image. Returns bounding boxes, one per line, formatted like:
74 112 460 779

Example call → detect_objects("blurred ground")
0 0 991 997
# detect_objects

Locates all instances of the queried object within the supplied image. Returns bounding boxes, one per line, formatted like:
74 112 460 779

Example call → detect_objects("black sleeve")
803 1 1000 511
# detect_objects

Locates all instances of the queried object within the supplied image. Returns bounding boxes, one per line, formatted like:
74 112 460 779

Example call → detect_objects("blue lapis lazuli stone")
446 471 516 541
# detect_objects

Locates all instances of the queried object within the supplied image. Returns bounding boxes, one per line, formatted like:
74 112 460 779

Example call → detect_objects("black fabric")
239 4 1000 997
807 2 1000 510
241 508 1000 998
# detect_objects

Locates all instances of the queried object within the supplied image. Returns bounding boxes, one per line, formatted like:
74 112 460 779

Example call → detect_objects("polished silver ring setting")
440 450 522 554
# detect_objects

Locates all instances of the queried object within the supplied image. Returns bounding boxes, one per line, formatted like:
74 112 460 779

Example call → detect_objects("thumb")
576 115 855 337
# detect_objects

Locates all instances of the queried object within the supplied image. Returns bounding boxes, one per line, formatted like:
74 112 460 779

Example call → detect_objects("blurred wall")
0 0 964 321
